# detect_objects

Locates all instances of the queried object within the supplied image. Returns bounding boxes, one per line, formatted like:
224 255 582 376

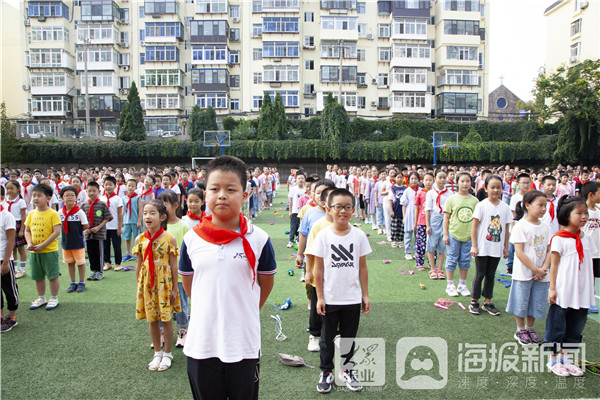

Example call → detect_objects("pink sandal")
436 269 446 279
429 269 438 280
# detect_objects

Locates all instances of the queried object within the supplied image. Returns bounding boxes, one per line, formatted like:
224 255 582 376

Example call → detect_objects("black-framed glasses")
330 204 353 212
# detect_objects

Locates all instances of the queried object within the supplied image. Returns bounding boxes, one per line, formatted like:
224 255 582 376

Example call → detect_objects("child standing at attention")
182 188 205 229
401 172 421 260
506 190 551 346
309 188 371 393
443 172 479 298
158 190 190 348
414 172 434 270
179 156 276 400
540 175 559 234
24 184 62 310
425 170 451 280
288 171 306 248
469 175 513 315
82 182 112 281
101 176 123 271
545 195 596 377
581 181 600 313
0 185 18 332
388 172 406 248
134 200 180 371
2 180 28 279
121 179 142 266
59 186 89 293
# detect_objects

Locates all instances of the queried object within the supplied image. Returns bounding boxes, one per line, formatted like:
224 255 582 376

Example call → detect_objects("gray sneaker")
340 369 363 392
317 372 334 393
96 272 104 280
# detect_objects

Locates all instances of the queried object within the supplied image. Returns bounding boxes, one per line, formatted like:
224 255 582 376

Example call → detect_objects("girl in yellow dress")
133 200 180 371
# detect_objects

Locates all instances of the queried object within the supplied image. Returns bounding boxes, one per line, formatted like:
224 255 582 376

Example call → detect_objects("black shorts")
359 194 365 209
187 356 260 400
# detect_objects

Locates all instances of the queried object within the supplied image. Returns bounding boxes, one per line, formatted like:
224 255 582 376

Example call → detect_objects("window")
378 73 388 87
262 42 299 58
378 24 390 38
571 19 581 36
305 60 314 70
145 118 180 136
76 95 121 112
438 69 478 86
197 0 227 13
261 0 299 10
264 65 299 82
305 107 314 117
443 20 480 35
358 96 365 109
320 66 357 83
253 48 263 60
253 96 263 108
444 0 480 12
30 72 69 88
357 2 365 14
378 47 390 62
378 97 388 109
118 53 130 65
145 22 183 39
321 16 358 31
27 1 69 18
393 19 427 36
190 20 227 38
304 36 314 47
77 24 116 41
230 28 240 41
378 0 390 14
28 48 67 67
263 17 299 33
496 97 506 109
145 46 179 62
446 46 478 60
144 0 178 15
76 47 117 64
356 73 366 85
357 49 365 61
230 75 240 87
30 96 71 113
230 99 240 110
229 4 240 18
393 43 431 59
358 23 367 37
253 23 262 37
437 92 478 115
30 26 69 42
229 50 239 64
392 92 427 109
140 5 145 17
392 68 427 84
571 42 580 58
80 71 114 89
81 0 119 21
304 83 314 94
191 45 227 62
320 0 357 9
305 12 314 22
191 69 228 85
264 91 299 107
196 93 228 108
254 72 263 84
321 41 356 58
144 69 183 86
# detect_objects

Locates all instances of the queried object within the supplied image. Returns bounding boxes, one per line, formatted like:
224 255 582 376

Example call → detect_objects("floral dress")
134 232 181 322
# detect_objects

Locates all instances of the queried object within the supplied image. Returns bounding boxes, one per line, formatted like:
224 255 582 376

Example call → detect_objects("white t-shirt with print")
100 194 123 230
509 219 551 282
288 186 305 214
472 199 513 257
308 225 372 305
582 206 600 259
0 210 16 261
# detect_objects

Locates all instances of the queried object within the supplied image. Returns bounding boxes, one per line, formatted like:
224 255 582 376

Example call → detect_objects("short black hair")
320 186 336 203
103 175 117 185
206 155 247 189
32 183 53 198
314 179 335 191
60 185 78 198
327 188 355 208
87 181 100 190
296 170 306 178
516 173 531 182
127 178 137 185
485 174 503 188
187 188 205 202
581 181 600 201
556 195 586 227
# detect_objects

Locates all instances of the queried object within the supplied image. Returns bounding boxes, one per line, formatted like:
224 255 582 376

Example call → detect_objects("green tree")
272 92 287 139
320 92 351 158
189 105 218 142
117 102 132 141
1 101 18 162
222 116 239 132
257 92 274 139
118 82 145 141
533 59 600 163
188 105 202 141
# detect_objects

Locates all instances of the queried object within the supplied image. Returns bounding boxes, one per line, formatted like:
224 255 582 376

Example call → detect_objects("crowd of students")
0 160 598 397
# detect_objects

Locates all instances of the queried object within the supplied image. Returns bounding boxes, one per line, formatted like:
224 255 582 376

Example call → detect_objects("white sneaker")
45 298 60 310
308 335 320 352
15 270 26 279
286 242 293 248
446 285 459 297
175 329 187 348
457 284 471 297
405 254 413 260
29 298 48 310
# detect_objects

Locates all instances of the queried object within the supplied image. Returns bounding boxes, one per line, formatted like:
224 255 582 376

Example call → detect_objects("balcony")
80 73 120 95
30 95 72 117
76 25 120 45
260 0 300 13
77 49 119 71
390 94 431 114
76 95 123 118
390 81 427 92
28 50 75 70
190 20 229 44
30 73 75 95
392 1 430 18
144 22 184 44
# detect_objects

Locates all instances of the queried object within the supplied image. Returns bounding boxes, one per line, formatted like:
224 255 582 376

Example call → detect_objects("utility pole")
81 36 91 136
338 39 343 104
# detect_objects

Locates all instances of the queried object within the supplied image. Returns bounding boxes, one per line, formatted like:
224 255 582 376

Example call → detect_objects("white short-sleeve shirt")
472 199 513 257
509 219 551 282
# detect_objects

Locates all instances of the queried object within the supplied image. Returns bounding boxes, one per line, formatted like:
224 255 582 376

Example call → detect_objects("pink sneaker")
547 361 570 377
562 360 585 376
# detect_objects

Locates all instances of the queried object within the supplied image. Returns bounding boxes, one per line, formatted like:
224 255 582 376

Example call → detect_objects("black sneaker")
514 329 533 346
483 303 500 316
317 371 334 393
469 301 480 315
1 317 18 333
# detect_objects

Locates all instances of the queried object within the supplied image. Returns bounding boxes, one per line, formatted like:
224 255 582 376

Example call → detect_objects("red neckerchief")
505 178 513 186
186 210 205 221
105 192 117 207
551 229 584 269
5 198 18 212
0 205 3 211
447 180 455 192
116 184 124 196
61 205 81 234
170 183 178 190
22 182 33 196
409 186 419 196
579 179 588 186
142 188 153 197
144 227 165 289
309 200 316 207
434 187 449 213
125 193 137 218
547 197 555 221
77 188 82 196
193 212 256 286
180 179 190 188
87 198 99 225
152 187 159 196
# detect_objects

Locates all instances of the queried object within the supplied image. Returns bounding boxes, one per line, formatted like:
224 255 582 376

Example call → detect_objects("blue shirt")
298 207 326 237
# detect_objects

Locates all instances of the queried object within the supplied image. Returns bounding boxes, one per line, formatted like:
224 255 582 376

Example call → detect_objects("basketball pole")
433 134 438 166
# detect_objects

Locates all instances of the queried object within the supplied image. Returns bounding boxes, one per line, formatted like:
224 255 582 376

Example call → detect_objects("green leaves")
118 82 145 141
189 105 218 142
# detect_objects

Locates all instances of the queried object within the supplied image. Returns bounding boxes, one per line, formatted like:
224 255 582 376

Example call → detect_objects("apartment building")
11 0 489 137
544 0 600 73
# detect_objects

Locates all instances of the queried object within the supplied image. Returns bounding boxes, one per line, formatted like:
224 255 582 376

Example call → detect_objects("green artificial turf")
2 190 599 399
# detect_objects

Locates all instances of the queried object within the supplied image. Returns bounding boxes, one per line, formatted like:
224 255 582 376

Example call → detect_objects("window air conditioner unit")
22 84 30 91
370 101 377 107
570 56 578 63
120 88 129 95
140 41 145 46
24 19 30 26
366 34 373 40
38 16 46 21
579 0 589 9
372 78 377 84
120 42 128 48
232 17 240 23
123 65 130 71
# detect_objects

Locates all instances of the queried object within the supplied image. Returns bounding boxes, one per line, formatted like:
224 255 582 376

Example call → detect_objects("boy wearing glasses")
307 188 371 393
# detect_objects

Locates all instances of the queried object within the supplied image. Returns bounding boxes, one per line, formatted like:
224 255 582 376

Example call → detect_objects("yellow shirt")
24 208 61 253
298 202 312 220
305 216 333 273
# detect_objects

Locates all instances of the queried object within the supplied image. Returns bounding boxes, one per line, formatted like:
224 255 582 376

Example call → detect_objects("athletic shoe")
589 305 599 313
30 298 48 310
114 264 123 271
526 329 543 345
339 369 363 392
514 329 533 346
103 263 112 271
469 301 480 315
483 303 500 316
86 272 95 281
547 360 570 377
1 317 18 333
66 282 78 293
176 329 187 348
122 254 133 262
300 275 305 282
76 282 86 293
96 272 104 280
562 359 585 376
286 242 293 248
15 271 26 279
45 298 59 310
457 284 471 297
308 335 320 352
317 372 334 393
445 285 458 297
404 254 413 260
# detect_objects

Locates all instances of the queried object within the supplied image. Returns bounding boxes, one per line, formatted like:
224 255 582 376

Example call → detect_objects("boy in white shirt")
100 176 123 271
0 185 18 332
309 188 371 393
287 171 306 248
